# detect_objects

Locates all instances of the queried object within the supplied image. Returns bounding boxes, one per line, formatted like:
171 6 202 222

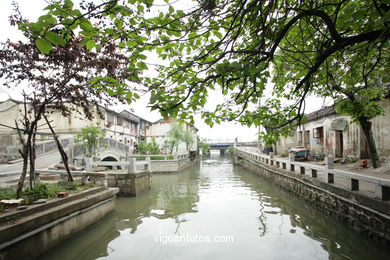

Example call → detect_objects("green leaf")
127 41 138 47
86 39 96 50
138 54 147 60
45 31 66 46
36 38 53 54
137 61 148 70
137 5 144 13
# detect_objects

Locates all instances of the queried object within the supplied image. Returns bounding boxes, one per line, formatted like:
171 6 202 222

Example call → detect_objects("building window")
107 113 115 124
117 117 124 126
304 130 310 146
298 131 303 146
313 127 324 145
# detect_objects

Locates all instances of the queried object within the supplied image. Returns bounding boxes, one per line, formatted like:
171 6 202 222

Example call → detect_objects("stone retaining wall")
0 187 119 259
107 172 151 196
236 153 390 245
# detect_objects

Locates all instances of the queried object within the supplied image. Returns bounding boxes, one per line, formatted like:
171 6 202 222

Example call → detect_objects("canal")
42 155 389 259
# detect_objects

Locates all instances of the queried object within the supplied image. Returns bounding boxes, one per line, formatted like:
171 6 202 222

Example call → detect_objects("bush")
138 141 148 155
137 138 161 155
23 183 51 204
22 183 79 204
346 156 358 164
0 182 85 206
147 138 160 154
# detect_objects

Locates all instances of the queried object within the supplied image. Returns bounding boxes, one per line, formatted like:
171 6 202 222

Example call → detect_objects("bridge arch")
101 156 119 162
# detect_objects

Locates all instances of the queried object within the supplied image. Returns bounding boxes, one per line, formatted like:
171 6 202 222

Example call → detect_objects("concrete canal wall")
0 187 119 259
107 172 151 196
234 148 390 245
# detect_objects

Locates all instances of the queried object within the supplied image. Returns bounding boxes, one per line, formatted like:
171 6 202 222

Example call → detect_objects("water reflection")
42 155 390 260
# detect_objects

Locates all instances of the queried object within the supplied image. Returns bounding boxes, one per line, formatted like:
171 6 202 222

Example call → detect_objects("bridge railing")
127 152 189 161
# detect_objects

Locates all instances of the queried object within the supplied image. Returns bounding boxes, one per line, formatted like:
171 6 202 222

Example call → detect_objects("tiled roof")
304 106 336 122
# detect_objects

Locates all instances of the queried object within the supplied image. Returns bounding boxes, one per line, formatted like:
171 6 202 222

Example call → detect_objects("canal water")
42 155 389 260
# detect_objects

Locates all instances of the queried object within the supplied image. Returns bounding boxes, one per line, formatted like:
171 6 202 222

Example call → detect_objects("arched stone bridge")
72 137 131 162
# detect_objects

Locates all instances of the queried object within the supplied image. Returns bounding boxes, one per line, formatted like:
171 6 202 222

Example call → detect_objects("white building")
0 99 151 152
146 118 198 154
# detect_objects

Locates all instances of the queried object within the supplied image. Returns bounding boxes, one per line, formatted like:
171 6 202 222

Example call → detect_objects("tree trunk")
29 126 37 189
17 145 29 198
359 117 379 168
15 120 30 198
43 114 74 182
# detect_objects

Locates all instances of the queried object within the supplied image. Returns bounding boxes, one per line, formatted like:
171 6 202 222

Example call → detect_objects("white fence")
235 147 390 201
87 152 190 173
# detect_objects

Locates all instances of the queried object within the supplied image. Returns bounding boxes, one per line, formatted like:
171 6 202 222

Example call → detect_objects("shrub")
23 183 50 204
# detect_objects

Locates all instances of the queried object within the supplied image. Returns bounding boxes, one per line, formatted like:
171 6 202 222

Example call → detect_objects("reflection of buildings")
113 170 200 234
150 173 199 215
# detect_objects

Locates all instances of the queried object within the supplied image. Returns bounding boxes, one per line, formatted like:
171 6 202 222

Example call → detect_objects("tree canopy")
74 126 106 158
13 0 390 166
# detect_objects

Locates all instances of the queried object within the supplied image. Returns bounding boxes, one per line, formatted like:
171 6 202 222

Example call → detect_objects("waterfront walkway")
241 146 390 181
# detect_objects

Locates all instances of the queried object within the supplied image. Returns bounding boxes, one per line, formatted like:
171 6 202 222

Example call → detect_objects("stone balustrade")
235 148 390 201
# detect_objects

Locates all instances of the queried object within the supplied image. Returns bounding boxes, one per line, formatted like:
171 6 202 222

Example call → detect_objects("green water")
42 156 390 259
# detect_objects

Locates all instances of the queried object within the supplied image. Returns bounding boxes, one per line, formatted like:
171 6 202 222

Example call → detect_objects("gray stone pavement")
0 151 61 174
240 146 390 180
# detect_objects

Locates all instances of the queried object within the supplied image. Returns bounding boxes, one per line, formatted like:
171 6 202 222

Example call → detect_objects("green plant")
198 142 211 157
166 122 195 153
22 183 50 204
138 141 149 155
75 126 106 158
0 187 17 201
147 138 160 154
346 156 358 164
227 146 234 155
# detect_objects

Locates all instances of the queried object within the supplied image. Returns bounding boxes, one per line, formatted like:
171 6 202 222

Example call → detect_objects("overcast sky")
0 0 331 142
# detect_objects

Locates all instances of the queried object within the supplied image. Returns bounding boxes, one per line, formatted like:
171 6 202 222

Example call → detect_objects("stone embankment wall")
235 152 390 245
0 187 119 259
107 172 151 196
150 158 191 173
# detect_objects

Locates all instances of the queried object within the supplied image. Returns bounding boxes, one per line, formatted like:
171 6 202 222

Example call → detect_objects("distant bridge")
205 139 258 155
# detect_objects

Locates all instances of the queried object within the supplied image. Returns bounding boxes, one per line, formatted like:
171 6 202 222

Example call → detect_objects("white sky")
0 0 331 142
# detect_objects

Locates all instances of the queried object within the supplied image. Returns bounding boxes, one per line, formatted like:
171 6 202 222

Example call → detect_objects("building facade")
146 118 198 154
275 99 390 161
0 99 151 152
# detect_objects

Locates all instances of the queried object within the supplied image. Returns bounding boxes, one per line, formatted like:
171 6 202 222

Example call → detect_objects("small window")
298 131 303 146
313 127 324 145
107 113 115 124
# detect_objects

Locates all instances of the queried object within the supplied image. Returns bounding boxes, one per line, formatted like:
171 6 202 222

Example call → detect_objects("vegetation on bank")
138 138 160 155
198 142 211 157
0 182 91 212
